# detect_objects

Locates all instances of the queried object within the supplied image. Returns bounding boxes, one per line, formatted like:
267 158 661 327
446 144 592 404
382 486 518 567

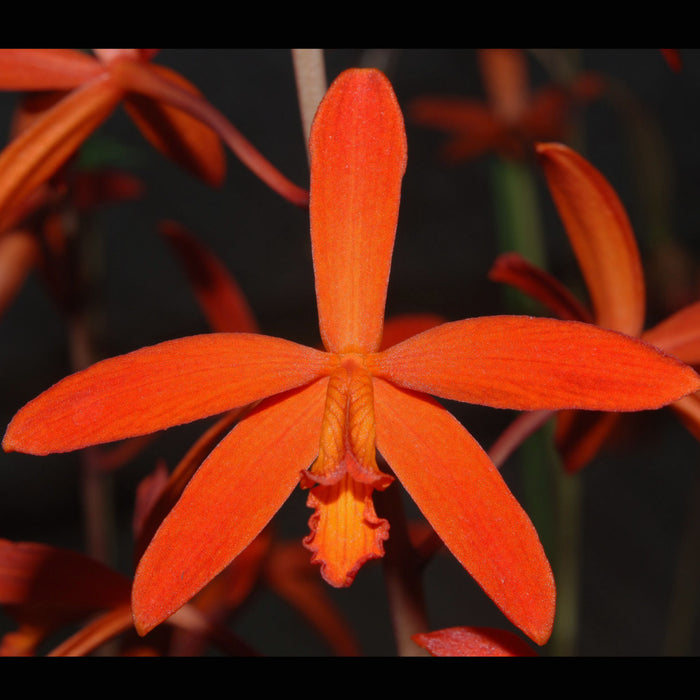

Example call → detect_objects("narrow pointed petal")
643 300 700 366
132 379 328 636
373 379 555 645
369 316 700 411
554 409 622 473
48 604 135 657
413 626 537 657
107 57 308 206
489 252 593 322
122 63 226 187
310 68 407 353
536 142 646 336
3 334 334 455
0 77 122 230
0 49 102 90
159 220 258 334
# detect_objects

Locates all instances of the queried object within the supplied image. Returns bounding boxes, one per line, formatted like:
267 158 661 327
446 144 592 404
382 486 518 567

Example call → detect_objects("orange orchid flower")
3 68 700 648
490 141 700 472
0 49 308 230
410 49 603 163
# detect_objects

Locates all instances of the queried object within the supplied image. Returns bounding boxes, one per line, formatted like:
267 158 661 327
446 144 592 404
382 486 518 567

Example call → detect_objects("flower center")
303 355 392 489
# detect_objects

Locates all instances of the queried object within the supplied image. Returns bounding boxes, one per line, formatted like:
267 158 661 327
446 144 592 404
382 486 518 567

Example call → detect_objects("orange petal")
0 49 102 90
413 626 537 657
309 68 407 353
3 333 333 455
122 63 226 187
47 603 134 657
133 408 246 561
0 76 122 231
159 220 258 334
373 379 555 645
131 378 328 636
303 473 390 588
489 252 593 322
369 316 700 412
536 142 646 336
643 301 700 366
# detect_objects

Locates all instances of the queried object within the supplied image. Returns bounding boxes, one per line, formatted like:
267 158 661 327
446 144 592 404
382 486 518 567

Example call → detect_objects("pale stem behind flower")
292 49 327 156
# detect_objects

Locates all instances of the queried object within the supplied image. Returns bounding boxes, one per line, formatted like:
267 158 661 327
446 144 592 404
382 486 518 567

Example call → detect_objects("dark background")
2 49 700 656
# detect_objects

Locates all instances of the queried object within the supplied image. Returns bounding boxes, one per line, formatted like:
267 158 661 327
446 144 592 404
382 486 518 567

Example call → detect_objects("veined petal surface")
309 68 407 353
537 142 645 336
369 316 700 411
373 379 555 645
132 378 328 635
3 333 333 454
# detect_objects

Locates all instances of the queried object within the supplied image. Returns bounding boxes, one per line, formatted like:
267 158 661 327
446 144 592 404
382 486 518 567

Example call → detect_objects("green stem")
489 155 580 655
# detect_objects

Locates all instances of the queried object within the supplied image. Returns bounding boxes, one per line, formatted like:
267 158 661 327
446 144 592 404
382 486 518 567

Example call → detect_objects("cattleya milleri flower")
4 68 699 646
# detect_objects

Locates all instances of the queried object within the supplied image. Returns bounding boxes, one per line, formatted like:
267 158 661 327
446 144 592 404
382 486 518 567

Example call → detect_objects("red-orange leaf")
131 379 328 636
369 316 700 411
310 68 407 353
3 333 333 455
373 379 555 646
